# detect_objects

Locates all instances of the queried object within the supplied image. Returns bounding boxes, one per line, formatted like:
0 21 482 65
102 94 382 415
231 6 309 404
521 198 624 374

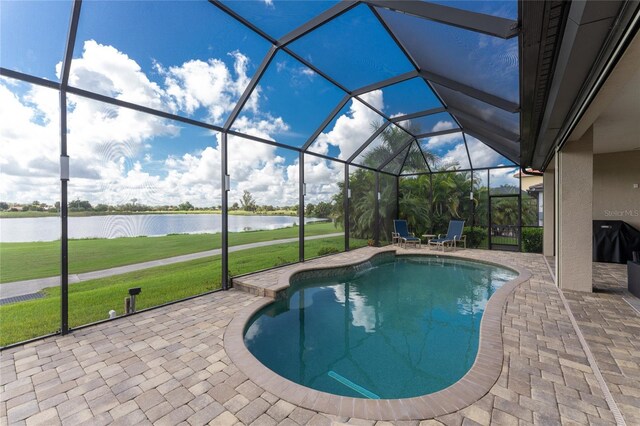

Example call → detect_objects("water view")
0 214 323 243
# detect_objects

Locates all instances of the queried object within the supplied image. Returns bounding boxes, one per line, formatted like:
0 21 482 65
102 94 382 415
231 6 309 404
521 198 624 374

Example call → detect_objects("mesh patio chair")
393 220 421 249
428 220 466 252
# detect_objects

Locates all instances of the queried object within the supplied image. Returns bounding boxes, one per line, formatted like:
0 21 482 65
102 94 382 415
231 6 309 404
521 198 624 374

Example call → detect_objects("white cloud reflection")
332 286 378 333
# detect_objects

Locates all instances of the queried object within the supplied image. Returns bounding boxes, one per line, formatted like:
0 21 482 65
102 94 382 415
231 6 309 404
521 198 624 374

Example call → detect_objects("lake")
0 214 323 243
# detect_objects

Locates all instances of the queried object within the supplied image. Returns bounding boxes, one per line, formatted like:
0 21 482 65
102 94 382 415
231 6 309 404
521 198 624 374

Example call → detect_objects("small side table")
422 234 436 245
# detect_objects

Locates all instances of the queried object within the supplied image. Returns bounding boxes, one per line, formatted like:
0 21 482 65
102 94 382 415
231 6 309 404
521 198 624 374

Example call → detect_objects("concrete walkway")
0 233 342 300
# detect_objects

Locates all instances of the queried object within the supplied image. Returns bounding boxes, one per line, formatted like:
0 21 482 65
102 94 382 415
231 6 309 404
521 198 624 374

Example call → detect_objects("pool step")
328 370 380 399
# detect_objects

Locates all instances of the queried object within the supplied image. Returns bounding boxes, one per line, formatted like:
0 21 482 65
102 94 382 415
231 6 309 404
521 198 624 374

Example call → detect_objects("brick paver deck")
563 262 640 425
1 248 636 425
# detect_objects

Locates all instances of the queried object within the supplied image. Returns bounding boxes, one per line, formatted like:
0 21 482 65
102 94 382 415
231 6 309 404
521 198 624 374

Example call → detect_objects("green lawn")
0 221 339 283
0 236 367 346
490 236 519 245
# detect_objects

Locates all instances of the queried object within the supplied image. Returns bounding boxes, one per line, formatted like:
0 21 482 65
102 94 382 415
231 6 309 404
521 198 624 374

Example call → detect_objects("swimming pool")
243 255 517 400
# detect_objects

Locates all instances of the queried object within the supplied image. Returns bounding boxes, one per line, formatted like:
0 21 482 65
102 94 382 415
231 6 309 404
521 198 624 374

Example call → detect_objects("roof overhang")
520 0 640 171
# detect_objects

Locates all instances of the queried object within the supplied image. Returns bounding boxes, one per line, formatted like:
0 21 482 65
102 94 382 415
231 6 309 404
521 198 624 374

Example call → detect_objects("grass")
0 211 61 218
303 234 369 260
490 236 518 245
0 236 367 346
0 221 338 283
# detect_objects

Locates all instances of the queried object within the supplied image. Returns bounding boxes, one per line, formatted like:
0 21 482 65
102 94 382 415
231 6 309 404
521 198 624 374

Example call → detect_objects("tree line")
2 123 538 233
328 123 538 243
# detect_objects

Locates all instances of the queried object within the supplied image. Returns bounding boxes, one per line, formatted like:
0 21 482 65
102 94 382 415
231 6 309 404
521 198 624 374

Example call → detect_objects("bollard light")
128 287 141 314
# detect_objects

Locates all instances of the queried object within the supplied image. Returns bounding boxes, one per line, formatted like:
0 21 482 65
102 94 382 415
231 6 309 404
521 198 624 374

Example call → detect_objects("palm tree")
360 122 436 174
429 170 475 233
398 175 431 233
332 120 497 243
334 167 375 240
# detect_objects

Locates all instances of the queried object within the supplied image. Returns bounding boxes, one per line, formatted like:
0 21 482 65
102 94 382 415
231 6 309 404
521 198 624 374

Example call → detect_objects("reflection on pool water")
244 256 517 399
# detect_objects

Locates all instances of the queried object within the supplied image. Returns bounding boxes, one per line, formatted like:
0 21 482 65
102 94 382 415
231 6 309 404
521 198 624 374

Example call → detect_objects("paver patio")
1 248 637 425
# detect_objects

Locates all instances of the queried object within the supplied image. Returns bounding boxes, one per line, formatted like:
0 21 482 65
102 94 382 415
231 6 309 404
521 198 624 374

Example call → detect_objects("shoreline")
0 218 332 244
0 210 301 219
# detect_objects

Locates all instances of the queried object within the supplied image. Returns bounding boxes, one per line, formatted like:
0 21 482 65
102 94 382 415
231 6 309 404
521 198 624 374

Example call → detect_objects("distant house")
515 169 544 227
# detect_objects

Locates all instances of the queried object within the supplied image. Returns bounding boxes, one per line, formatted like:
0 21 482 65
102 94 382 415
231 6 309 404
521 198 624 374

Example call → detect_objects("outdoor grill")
593 220 640 264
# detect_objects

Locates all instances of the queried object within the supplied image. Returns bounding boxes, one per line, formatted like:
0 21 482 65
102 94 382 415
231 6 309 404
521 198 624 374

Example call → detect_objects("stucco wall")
593 150 640 230
558 130 593 292
543 165 555 257
521 175 543 191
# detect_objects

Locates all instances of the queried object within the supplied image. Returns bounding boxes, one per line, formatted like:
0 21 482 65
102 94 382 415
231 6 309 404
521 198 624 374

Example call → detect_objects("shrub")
522 227 543 253
463 226 487 249
317 246 340 257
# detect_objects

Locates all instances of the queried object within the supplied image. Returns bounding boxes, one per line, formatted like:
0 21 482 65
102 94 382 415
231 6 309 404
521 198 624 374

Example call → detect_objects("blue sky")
232 49 345 148
374 78 443 117
222 0 340 39
431 0 517 19
0 0 72 80
288 3 415 90
1 0 518 207
378 5 519 103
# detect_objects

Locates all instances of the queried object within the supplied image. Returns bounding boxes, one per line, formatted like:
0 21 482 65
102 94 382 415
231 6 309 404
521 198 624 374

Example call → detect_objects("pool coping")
224 249 532 421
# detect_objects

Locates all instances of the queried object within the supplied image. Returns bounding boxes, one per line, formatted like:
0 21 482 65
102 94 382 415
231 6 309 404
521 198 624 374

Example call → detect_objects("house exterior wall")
558 128 593 292
593 150 640 230
543 160 555 257
521 175 543 190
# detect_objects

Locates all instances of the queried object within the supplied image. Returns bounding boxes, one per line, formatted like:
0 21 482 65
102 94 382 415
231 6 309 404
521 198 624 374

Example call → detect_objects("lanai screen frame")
0 0 522 342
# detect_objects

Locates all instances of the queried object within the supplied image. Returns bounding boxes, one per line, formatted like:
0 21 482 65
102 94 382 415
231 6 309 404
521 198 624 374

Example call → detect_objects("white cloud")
466 135 505 168
0 82 60 203
68 40 166 110
273 59 317 90
419 121 460 148
158 50 255 124
300 68 316 77
0 38 517 214
161 59 232 121
3 41 428 210
230 51 259 114
433 120 456 132
69 41 256 128
420 131 509 170
488 166 519 187
438 140 470 169
231 115 289 142
301 154 342 205
1 41 301 208
311 91 384 159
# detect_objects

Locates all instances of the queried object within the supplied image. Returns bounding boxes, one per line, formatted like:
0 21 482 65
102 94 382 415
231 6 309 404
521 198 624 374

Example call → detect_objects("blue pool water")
244 256 517 399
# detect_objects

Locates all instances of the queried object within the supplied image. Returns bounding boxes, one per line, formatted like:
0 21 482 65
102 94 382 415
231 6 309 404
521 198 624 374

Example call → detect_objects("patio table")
422 234 436 244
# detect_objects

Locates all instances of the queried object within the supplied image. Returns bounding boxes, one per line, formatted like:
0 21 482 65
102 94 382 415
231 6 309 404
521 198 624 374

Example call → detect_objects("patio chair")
393 220 421 248
428 220 466 252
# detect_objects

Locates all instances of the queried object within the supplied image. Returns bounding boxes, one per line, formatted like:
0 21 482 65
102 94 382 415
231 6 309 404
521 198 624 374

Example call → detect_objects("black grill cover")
593 220 640 263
